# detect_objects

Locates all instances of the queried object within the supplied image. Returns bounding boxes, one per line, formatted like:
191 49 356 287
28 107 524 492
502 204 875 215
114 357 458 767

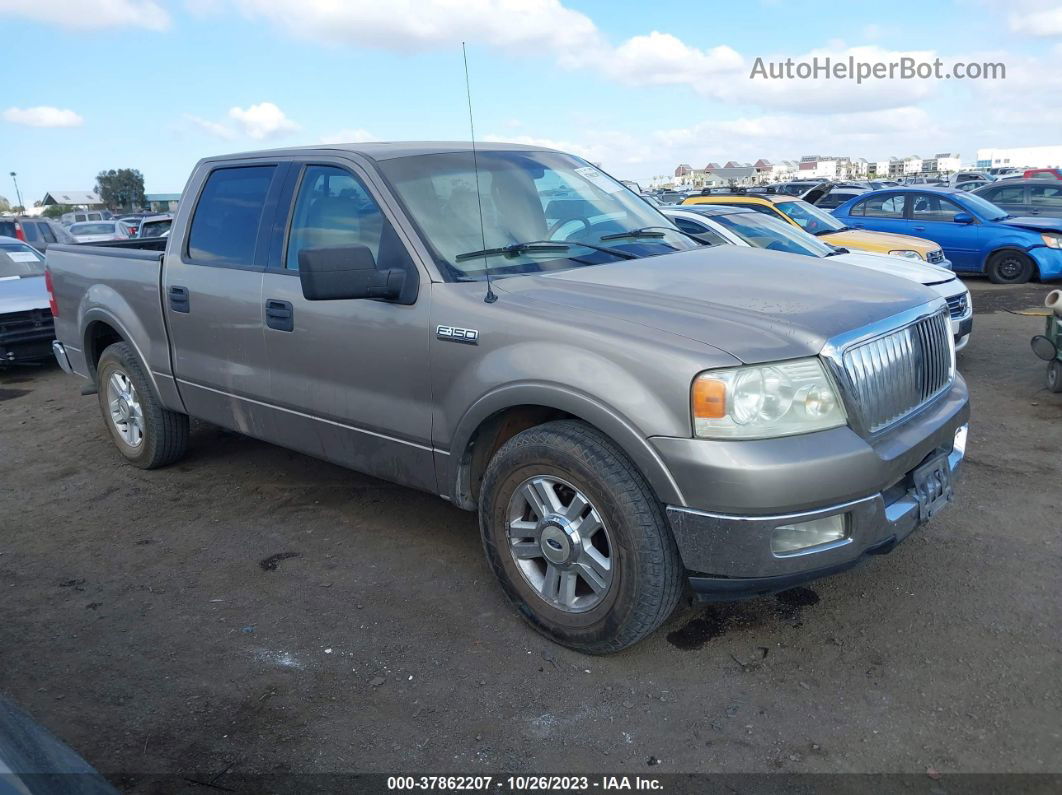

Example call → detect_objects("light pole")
9 172 24 212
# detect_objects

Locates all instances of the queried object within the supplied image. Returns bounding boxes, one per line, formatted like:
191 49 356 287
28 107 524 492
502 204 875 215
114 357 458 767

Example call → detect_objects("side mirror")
298 245 407 302
953 212 974 224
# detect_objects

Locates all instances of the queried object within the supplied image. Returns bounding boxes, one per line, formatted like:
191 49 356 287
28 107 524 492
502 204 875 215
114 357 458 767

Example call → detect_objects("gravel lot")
1 279 1060 787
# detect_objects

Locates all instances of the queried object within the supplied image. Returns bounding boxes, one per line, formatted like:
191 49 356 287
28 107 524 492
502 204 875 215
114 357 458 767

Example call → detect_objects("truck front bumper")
654 376 970 599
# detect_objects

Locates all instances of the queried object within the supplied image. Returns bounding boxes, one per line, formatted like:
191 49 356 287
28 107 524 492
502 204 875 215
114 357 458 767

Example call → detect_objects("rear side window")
0 220 14 237
852 195 905 218
20 221 39 241
188 165 275 265
991 186 1025 203
39 223 57 243
1029 185 1062 207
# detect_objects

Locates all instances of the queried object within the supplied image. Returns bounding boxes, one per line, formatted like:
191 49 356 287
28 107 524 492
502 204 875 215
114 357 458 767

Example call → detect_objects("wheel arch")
445 384 686 511
984 245 1040 279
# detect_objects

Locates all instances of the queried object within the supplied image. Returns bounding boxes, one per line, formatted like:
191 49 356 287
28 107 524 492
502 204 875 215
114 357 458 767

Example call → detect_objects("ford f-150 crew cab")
46 143 970 653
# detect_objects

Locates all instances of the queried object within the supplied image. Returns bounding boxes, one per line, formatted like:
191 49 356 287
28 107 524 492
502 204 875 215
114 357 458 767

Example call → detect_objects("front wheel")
479 420 684 654
96 341 189 469
987 250 1034 284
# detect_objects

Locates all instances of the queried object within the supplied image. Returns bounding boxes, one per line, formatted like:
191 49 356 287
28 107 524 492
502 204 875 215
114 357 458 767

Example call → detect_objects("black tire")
479 420 683 654
986 250 1034 284
96 341 189 469
1048 360 1062 393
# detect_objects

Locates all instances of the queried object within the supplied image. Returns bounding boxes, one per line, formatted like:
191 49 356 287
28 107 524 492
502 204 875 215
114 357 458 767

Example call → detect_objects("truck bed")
45 242 172 391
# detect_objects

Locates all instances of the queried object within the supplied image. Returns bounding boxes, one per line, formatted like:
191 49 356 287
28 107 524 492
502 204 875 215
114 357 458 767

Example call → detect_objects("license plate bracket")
910 451 954 523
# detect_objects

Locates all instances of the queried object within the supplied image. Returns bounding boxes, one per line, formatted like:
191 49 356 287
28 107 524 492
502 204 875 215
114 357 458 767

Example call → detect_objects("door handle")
169 285 190 313
265 299 294 332
912 225 926 232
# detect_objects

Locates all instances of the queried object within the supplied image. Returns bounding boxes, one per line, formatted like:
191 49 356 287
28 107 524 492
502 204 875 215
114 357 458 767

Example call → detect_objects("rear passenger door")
908 192 980 270
846 193 909 235
980 184 1028 216
258 159 435 491
1028 184 1062 219
163 162 287 435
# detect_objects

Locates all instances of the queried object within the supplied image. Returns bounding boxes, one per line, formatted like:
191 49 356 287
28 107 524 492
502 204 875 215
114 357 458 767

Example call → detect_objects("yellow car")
681 194 949 265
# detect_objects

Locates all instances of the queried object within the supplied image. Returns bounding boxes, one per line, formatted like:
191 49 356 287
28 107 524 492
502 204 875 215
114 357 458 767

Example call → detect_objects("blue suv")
832 187 1062 284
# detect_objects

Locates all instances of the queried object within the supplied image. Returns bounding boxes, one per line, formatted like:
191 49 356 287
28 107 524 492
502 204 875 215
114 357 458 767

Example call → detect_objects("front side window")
285 165 396 271
911 194 963 222
377 150 697 281
990 186 1025 203
672 216 728 246
188 165 275 265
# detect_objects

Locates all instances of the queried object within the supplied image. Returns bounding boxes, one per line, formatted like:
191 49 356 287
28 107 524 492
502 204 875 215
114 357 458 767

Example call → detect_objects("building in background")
976 145 1062 169
41 191 103 207
145 193 181 213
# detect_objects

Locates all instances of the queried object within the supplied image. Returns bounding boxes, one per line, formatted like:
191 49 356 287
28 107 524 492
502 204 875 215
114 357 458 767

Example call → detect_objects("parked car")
812 186 868 209
1023 168 1062 180
136 214 174 238
831 187 1062 283
663 206 972 350
67 220 128 243
948 172 992 187
0 236 54 364
954 180 985 192
776 180 825 196
986 167 1022 177
47 142 969 653
681 193 949 264
0 216 75 252
972 179 1062 220
60 209 113 226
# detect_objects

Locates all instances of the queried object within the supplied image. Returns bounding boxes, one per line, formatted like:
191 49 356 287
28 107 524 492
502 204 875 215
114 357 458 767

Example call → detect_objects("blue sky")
1 0 1061 204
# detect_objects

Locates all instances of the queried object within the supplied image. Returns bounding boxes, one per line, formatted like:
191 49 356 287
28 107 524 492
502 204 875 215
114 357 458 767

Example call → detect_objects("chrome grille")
945 293 968 319
840 309 952 433
927 249 946 264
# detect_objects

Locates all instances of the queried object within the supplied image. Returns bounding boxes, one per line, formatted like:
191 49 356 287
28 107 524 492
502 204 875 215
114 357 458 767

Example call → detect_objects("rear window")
140 218 173 238
70 222 116 235
187 166 275 265
0 219 16 236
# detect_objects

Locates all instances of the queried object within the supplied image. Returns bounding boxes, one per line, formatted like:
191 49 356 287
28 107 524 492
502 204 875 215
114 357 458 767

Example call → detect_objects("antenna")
462 41 497 304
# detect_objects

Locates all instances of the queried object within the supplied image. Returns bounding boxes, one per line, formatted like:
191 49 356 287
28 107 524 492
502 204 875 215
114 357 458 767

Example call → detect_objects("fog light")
772 514 847 555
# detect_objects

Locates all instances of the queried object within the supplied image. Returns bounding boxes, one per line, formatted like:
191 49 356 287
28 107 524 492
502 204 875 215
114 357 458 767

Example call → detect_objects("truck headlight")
1041 233 1062 249
691 358 847 439
888 249 923 260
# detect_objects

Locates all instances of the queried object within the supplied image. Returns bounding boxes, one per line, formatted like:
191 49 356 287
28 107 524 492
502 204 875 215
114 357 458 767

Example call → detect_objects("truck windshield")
377 150 698 280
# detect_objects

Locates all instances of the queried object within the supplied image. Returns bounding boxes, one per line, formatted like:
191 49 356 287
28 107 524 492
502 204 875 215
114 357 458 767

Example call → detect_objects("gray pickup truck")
46 143 969 653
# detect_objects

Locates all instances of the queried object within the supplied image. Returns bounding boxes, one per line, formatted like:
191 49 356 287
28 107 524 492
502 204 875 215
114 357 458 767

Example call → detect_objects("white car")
67 220 127 243
664 206 973 351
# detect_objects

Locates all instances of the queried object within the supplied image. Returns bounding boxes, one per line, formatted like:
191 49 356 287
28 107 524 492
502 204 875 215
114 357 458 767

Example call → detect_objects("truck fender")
444 382 687 511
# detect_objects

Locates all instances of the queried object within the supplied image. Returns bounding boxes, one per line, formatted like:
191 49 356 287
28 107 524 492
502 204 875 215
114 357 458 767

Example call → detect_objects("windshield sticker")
7 251 40 262
575 166 625 194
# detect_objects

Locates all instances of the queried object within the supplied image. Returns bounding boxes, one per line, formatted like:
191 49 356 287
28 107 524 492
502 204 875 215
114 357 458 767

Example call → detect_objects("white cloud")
1010 3 1062 35
320 129 375 144
591 32 743 87
186 114 238 140
2 106 83 127
233 0 598 51
228 102 300 139
0 0 169 30
185 102 299 140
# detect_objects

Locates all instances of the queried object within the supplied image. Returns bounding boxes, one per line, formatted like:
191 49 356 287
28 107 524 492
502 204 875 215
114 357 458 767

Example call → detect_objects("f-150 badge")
436 325 479 344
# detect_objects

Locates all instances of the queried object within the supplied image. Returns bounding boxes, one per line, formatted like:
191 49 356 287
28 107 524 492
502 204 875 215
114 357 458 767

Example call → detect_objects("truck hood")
998 216 1062 233
496 246 937 364
830 250 957 286
0 275 50 315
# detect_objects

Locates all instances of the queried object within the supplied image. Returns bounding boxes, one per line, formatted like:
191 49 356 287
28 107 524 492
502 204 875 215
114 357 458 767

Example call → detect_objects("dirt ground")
1 279 1060 787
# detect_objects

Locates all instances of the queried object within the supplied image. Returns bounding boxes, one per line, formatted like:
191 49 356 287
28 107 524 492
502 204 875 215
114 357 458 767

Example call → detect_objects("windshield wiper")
825 247 849 256
455 240 637 263
601 226 701 244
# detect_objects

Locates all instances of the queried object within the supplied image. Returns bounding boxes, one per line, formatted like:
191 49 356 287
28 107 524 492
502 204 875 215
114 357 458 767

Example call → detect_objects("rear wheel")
1048 360 1062 393
479 420 684 654
96 342 189 469
987 250 1034 284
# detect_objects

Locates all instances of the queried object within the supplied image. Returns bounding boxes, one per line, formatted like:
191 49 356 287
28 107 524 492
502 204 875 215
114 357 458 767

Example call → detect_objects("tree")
96 168 145 210
43 204 75 219
0 195 9 212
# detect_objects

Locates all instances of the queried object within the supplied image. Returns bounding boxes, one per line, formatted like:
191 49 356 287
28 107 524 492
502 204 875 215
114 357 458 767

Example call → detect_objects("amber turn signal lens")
692 377 726 419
